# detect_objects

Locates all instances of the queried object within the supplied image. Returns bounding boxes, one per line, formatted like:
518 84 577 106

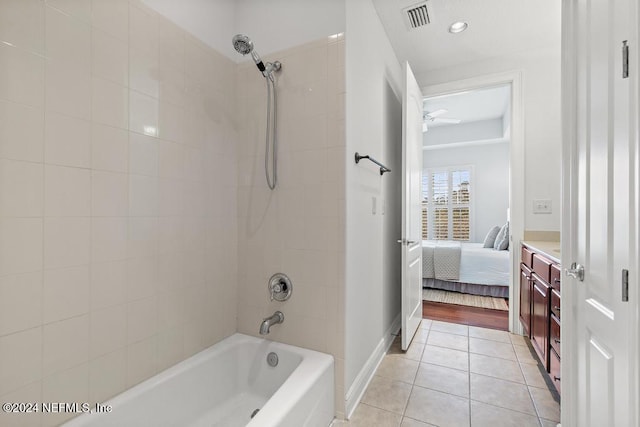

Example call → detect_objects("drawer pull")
554 338 561 344
553 306 561 311
554 376 561 382
554 278 561 283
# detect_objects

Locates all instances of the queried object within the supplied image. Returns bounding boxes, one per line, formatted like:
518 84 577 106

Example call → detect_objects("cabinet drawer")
532 254 552 284
522 246 534 268
551 289 561 319
531 276 550 368
550 313 560 356
551 264 561 291
550 348 561 395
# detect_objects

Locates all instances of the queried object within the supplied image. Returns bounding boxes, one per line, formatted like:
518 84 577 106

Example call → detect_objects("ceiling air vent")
403 2 431 29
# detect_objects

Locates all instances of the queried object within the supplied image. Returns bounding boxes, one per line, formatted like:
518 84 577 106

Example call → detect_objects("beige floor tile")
470 353 524 384
412 327 430 344
376 355 420 384
469 326 511 343
426 330 469 351
470 373 536 415
388 338 426 362
419 319 432 330
347 403 403 427
540 418 561 427
529 385 560 422
509 333 529 347
361 375 413 415
421 345 469 371
430 320 469 336
470 400 541 427
469 337 516 360
520 362 549 388
400 417 436 426
514 344 539 365
414 362 469 398
404 386 470 427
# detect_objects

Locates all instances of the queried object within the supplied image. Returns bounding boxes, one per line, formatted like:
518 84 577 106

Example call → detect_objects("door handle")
565 263 585 282
396 239 417 245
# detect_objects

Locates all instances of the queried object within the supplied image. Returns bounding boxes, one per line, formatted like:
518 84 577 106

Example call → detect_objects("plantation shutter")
423 167 472 241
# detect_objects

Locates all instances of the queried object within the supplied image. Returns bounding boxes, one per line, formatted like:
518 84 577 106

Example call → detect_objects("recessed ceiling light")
448 21 468 34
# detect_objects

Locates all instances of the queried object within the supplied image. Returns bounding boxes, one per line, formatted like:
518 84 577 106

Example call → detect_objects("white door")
563 0 638 425
401 61 424 350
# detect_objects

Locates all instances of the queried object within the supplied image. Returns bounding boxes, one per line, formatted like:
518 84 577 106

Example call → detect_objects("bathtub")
64 334 335 427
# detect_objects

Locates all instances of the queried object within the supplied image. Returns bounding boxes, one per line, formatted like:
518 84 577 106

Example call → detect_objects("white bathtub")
64 334 335 427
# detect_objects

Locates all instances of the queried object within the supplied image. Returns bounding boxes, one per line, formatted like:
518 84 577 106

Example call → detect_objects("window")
422 167 472 241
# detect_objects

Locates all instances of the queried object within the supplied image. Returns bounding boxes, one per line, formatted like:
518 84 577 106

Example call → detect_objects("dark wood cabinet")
519 243 561 395
531 276 550 366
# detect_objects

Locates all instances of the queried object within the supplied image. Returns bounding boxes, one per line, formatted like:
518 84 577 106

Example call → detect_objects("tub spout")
260 311 284 335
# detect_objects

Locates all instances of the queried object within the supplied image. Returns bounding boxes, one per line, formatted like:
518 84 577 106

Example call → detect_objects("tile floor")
334 320 560 427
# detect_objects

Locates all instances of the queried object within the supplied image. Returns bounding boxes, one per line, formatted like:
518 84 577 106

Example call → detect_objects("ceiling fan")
422 109 461 132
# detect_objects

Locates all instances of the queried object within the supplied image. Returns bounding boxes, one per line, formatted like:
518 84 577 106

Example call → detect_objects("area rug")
423 288 509 311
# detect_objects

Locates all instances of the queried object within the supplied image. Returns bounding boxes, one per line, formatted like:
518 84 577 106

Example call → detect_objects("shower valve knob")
268 273 293 302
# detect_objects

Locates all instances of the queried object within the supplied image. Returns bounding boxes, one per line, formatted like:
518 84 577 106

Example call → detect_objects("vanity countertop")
522 240 561 264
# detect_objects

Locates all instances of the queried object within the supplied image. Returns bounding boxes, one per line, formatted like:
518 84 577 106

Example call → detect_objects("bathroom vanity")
519 241 561 395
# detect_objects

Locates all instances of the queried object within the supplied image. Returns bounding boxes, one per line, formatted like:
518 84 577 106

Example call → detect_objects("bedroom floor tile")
346 320 559 427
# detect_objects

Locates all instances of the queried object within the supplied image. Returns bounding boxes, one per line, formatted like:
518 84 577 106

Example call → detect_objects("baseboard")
344 313 402 419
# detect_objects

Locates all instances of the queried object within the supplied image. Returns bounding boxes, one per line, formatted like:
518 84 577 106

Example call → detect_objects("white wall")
423 143 510 242
416 46 562 232
143 0 346 61
345 0 403 414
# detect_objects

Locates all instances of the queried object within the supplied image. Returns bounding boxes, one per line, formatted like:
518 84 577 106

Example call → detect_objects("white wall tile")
0 218 43 276
130 47 159 99
44 111 91 168
92 77 129 129
126 256 157 301
158 140 183 179
90 260 126 310
89 348 126 404
90 304 126 358
42 315 89 377
129 90 159 137
42 363 89 427
0 327 42 396
127 217 157 259
158 178 183 217
126 335 157 387
126 296 157 346
46 0 92 24
91 217 127 262
129 132 158 176
0 159 43 217
0 100 44 162
129 174 158 217
43 265 89 324
0 272 42 337
157 324 183 371
91 124 128 173
0 0 45 54
44 165 91 217
45 6 90 73
91 170 128 217
91 0 128 42
43 217 90 269
45 63 91 120
158 102 182 143
92 28 128 86
0 43 45 107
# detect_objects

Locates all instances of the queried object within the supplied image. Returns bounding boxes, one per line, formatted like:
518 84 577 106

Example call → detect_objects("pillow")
494 222 510 251
482 226 501 248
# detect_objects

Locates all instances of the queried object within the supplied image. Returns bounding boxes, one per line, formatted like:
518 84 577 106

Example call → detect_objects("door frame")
421 70 525 334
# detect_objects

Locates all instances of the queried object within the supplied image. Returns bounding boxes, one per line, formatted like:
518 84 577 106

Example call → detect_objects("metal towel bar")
354 152 391 175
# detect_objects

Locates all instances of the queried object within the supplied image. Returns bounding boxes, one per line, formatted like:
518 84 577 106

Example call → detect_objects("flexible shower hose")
264 75 278 190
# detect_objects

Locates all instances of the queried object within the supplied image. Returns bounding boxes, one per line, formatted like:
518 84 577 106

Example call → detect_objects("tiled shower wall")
235 35 347 417
0 1 237 425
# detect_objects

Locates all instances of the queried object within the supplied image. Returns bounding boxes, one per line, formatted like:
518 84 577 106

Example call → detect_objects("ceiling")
371 0 561 76
424 84 510 128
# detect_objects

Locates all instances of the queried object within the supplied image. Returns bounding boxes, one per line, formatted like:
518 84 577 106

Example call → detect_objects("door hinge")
622 269 629 302
622 41 629 79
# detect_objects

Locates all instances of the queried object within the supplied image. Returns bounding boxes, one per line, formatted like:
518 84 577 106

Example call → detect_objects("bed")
422 240 510 298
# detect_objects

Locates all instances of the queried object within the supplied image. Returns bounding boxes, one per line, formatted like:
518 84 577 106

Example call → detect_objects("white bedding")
422 241 509 287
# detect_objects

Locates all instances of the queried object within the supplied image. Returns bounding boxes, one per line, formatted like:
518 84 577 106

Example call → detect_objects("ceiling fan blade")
432 117 461 124
426 109 448 118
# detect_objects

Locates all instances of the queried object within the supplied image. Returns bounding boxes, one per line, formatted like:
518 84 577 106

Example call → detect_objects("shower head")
232 33 267 74
232 34 254 55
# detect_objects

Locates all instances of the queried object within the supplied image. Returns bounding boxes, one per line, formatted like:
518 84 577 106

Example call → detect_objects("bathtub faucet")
259 311 284 335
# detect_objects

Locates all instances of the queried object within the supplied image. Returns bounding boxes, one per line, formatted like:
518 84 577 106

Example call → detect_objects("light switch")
533 199 552 214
